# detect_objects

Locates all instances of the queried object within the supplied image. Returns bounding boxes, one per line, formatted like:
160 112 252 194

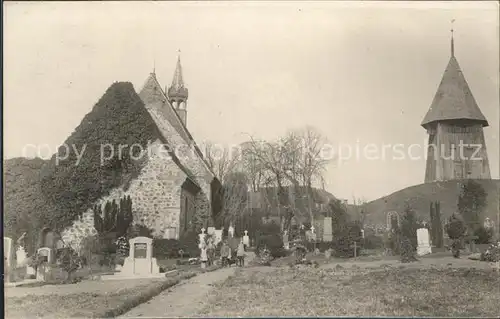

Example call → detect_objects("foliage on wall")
40 82 162 233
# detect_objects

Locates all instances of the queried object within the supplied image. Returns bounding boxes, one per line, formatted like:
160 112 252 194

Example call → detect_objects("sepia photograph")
3 1 500 318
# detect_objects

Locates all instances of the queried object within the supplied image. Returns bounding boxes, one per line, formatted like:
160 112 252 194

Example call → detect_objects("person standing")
237 240 245 267
207 238 215 266
220 240 230 267
200 242 208 269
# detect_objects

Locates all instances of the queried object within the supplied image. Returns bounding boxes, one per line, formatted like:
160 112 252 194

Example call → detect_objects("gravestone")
228 225 235 238
207 226 216 236
417 228 432 256
243 230 250 247
283 231 289 250
214 229 223 246
323 217 333 242
306 230 316 242
324 248 332 260
4 237 15 282
37 247 54 264
36 247 54 281
119 237 160 276
16 246 28 267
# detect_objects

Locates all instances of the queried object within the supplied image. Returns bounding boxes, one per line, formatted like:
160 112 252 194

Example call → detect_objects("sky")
3 1 499 202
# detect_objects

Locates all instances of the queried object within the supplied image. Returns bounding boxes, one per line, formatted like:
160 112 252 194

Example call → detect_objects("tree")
93 195 133 237
399 204 418 262
429 201 444 248
56 246 83 282
203 141 241 184
457 180 487 233
352 196 369 226
218 171 249 226
282 127 331 227
446 213 467 258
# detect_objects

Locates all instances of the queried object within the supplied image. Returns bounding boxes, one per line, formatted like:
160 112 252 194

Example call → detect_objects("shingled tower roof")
421 29 489 129
167 53 189 101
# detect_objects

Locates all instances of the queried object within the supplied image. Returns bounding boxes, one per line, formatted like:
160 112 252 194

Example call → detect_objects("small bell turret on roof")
421 23 489 129
167 51 189 101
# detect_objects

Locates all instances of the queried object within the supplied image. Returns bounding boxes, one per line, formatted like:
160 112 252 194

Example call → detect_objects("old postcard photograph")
3 1 499 318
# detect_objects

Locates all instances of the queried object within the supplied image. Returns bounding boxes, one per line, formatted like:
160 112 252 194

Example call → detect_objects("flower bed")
480 242 500 262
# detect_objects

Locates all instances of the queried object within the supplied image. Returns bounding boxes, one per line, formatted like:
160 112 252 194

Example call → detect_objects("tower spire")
171 49 184 89
167 49 189 126
450 19 455 57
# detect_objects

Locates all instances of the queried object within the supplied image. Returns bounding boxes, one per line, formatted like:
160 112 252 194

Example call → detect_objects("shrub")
256 221 281 237
333 221 363 258
255 234 285 259
115 236 130 258
153 239 183 259
446 214 467 240
400 205 418 252
474 226 493 245
55 247 83 282
480 242 500 262
400 236 417 263
363 234 385 250
94 196 133 238
127 224 155 239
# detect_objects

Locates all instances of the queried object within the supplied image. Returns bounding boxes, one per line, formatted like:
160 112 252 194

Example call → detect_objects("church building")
61 54 223 248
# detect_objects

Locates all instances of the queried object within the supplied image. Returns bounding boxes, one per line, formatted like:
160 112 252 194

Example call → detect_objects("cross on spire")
450 19 455 57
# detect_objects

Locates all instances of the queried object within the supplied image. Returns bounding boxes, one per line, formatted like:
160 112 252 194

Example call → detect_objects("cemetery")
5 178 500 318
3 7 499 317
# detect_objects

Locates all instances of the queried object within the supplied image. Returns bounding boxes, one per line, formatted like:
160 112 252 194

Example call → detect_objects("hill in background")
359 179 500 228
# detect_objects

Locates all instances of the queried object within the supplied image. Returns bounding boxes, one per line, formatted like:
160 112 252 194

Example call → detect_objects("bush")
55 247 83 282
153 239 184 259
400 236 417 263
127 224 155 239
363 234 384 250
256 221 281 237
255 234 285 259
480 242 500 262
446 214 467 240
474 226 493 244
333 221 363 258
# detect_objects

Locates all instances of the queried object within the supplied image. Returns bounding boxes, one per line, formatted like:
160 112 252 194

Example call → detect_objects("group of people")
220 240 246 267
200 237 246 267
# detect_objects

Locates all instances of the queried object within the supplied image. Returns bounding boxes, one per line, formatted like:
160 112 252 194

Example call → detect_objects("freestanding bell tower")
422 25 491 183
167 52 189 127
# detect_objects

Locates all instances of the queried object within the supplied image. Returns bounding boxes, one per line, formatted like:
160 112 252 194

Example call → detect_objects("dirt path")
121 252 255 318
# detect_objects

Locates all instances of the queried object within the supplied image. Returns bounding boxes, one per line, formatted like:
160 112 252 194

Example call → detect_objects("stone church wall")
61 139 188 249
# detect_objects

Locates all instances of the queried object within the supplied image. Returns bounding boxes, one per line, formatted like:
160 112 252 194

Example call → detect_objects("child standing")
237 240 245 267
220 241 230 267
207 238 215 266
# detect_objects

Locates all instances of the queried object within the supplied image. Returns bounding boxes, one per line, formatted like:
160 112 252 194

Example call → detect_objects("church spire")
167 50 189 127
171 50 185 90
450 19 455 57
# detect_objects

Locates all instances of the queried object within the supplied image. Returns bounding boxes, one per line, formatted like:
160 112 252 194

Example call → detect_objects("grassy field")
198 264 500 317
5 265 220 318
